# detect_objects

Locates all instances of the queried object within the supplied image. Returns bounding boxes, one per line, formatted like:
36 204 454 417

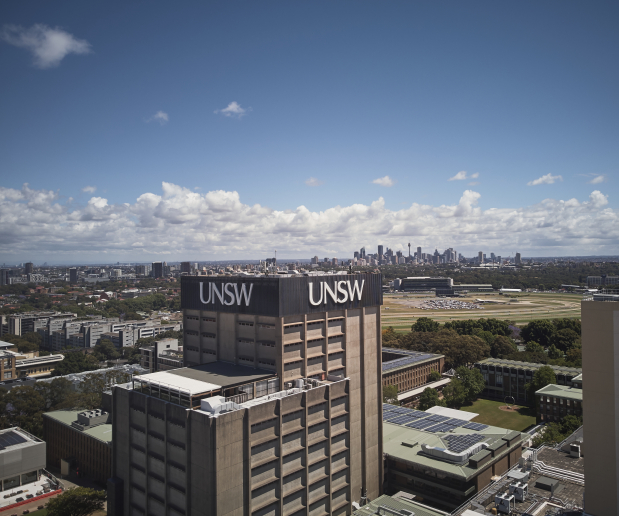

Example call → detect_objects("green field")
459 399 536 432
381 292 581 332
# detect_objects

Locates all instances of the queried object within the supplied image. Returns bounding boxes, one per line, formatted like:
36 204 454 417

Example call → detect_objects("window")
202 317 216 322
4 372 11 379
201 332 216 338
239 321 254 327
185 316 199 321
259 324 275 329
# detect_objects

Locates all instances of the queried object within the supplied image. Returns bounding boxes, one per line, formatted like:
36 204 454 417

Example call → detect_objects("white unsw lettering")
308 280 365 306
199 282 254 306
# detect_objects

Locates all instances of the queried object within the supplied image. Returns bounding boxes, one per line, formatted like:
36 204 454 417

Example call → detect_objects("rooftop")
535 383 583 401
477 358 582 375
382 348 444 373
383 404 525 480
352 494 448 516
136 361 276 395
42 410 113 443
0 427 43 452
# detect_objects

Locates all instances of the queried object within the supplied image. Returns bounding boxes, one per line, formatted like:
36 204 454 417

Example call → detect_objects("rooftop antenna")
274 250 277 264
408 242 411 257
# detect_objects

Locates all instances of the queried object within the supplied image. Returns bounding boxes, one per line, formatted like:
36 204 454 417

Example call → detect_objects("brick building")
535 382 583 424
382 348 444 403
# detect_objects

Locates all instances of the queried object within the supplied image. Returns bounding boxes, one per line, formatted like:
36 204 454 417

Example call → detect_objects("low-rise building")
352 493 447 516
140 338 181 373
475 358 581 404
43 409 112 485
15 353 64 378
382 348 445 404
0 349 17 381
0 427 47 492
535 378 583 423
382 404 526 512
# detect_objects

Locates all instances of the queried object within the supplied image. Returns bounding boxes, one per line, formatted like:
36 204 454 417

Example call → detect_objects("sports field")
381 292 581 332
459 399 536 432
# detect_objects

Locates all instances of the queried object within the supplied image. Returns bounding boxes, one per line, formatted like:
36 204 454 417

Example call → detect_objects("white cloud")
82 186 97 194
0 183 616 261
372 176 394 187
148 111 169 125
468 181 480 186
214 101 249 119
449 171 479 181
589 175 605 184
527 173 563 186
1 24 91 68
305 177 323 187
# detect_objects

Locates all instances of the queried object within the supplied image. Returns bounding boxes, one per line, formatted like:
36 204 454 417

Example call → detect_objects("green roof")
477 358 581 375
535 384 583 401
43 410 112 444
352 494 447 516
383 421 526 481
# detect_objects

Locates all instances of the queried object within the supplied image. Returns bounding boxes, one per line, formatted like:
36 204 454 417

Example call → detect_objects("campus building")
381 348 446 405
108 273 384 516
535 380 582 424
382 404 525 512
582 292 619 516
0 427 46 492
474 358 581 404
43 409 112 485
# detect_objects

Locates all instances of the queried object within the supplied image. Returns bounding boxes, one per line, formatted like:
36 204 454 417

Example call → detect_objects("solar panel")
443 418 466 427
383 413 402 421
426 423 453 433
426 414 449 423
443 434 485 452
463 422 489 431
0 431 27 449
382 351 436 372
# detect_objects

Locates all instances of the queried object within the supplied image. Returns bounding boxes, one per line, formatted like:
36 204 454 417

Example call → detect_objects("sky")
0 1 618 264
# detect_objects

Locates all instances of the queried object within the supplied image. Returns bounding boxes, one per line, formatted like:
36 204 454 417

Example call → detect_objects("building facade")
535 382 582 424
108 273 384 516
43 409 112 486
475 358 581 404
381 348 444 397
582 293 619 516
0 427 46 492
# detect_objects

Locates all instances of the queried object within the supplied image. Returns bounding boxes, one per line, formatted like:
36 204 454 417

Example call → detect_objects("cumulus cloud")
214 101 249 118
372 176 394 187
449 171 479 181
305 177 323 187
528 173 563 186
82 186 96 194
148 111 169 125
589 175 605 184
1 24 91 68
0 183 617 260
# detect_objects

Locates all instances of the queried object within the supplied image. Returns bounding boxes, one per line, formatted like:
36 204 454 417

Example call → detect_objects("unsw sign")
180 275 381 316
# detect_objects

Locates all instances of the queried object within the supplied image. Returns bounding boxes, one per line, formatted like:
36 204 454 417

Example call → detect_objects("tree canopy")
418 387 445 411
46 487 106 516
411 317 440 333
52 352 100 376
383 385 398 405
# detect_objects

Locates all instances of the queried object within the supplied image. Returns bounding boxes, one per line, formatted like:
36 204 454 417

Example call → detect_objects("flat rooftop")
382 348 444 373
535 383 583 401
0 427 42 452
353 494 447 516
477 358 581 375
138 361 276 394
42 410 113 444
383 404 525 480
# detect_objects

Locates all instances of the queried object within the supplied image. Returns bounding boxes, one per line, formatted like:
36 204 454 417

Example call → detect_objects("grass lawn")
24 510 47 516
459 399 536 432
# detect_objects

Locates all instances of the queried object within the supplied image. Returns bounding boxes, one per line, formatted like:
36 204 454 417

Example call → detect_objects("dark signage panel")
181 274 382 317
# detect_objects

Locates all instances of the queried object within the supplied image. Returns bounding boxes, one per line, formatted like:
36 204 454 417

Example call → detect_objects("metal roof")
535 383 583 401
42 410 113 444
382 348 444 373
352 494 447 516
476 358 581 375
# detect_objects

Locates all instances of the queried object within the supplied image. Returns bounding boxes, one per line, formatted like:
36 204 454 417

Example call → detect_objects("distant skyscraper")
180 262 191 274
24 262 33 275
478 251 483 264
416 246 422 259
152 262 163 278
0 269 9 286
515 253 522 266
360 247 366 258
69 268 78 283
378 245 384 256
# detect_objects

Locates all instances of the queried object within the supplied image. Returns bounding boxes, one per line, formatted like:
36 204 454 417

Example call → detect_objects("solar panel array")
443 434 485 452
382 351 436 372
383 404 489 435
0 430 27 450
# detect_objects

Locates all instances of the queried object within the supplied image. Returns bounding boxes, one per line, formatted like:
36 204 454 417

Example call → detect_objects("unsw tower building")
108 273 383 516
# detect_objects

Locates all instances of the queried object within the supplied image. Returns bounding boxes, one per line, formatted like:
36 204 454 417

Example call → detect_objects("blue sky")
0 1 617 263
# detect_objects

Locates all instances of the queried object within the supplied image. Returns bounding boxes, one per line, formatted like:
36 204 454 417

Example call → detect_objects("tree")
472 328 495 346
382 327 400 347
0 386 46 437
547 344 562 359
490 335 517 358
123 346 141 364
428 370 441 382
527 365 557 407
77 370 132 409
418 387 445 410
93 339 120 361
454 367 485 403
521 320 556 348
550 328 580 352
411 317 440 333
442 378 467 408
532 415 582 447
525 341 544 354
565 347 582 367
52 352 100 376
34 377 76 410
45 487 106 516
383 384 398 405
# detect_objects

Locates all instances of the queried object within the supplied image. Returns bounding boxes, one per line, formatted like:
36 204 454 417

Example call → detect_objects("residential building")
0 269 9 286
135 264 152 276
140 338 181 373
382 348 445 405
152 261 164 279
43 408 112 486
24 262 34 275
475 358 581 404
581 292 619 516
382 404 525 512
107 273 384 516
1 311 76 338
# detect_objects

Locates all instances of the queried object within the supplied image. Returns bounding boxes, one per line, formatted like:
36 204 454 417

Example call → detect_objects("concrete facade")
108 273 383 515
582 296 619 516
